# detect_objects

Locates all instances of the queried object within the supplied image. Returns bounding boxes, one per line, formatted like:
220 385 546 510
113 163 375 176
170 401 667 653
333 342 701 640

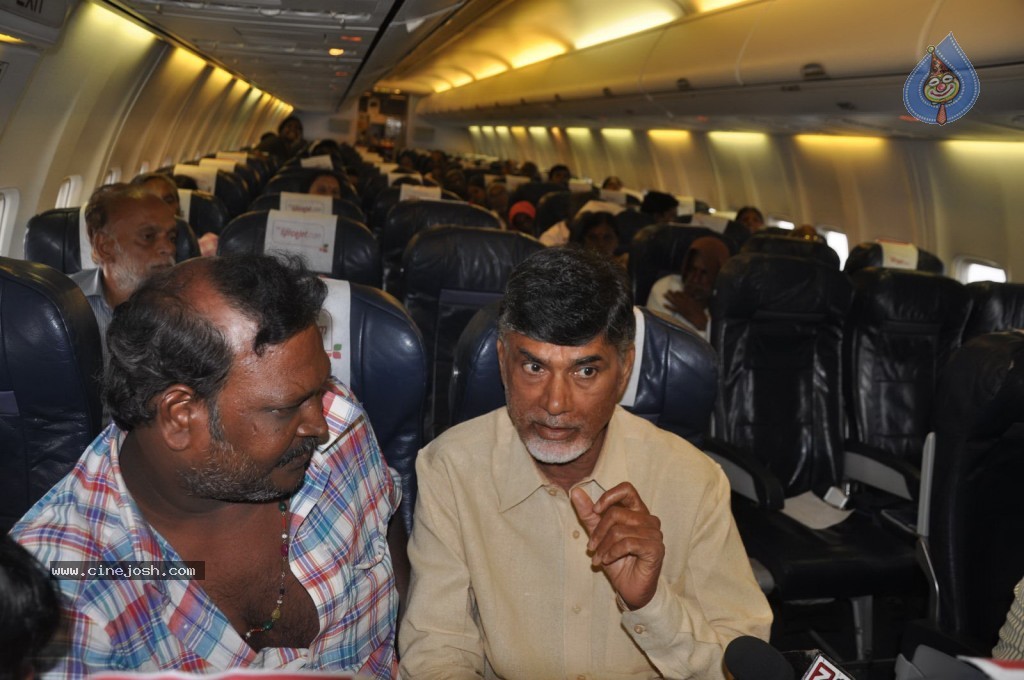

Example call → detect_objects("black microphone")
724 635 795 680
782 648 857 680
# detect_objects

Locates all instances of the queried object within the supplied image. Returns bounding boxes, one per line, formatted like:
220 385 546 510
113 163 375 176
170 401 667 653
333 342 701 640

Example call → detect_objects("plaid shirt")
11 384 399 678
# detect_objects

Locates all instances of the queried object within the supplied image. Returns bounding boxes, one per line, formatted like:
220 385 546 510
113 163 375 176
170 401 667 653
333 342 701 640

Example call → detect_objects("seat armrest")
703 438 785 510
843 441 920 501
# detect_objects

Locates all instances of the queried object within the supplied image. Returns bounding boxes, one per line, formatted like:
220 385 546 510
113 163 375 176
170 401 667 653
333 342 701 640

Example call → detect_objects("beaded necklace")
243 499 289 641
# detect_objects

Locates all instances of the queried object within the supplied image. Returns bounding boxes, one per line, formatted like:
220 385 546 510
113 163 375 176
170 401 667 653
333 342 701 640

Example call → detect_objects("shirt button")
572 530 580 539
634 624 646 635
572 605 581 614
547 488 558 496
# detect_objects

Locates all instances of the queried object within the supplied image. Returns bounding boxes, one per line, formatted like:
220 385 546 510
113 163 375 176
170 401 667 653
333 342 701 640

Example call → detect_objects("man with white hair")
70 183 178 362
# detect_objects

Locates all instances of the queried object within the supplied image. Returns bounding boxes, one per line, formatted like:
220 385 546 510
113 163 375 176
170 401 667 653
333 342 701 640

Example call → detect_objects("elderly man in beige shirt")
399 248 771 680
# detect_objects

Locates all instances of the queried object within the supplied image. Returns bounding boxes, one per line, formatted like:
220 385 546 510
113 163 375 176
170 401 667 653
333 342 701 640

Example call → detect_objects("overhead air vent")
676 78 691 91
603 87 613 97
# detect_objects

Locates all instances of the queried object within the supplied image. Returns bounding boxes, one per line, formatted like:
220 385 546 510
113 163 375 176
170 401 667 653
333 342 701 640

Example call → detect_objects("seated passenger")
602 175 624 191
466 174 487 207
11 254 400 676
569 210 627 270
646 236 731 337
519 161 540 181
508 200 536 235
70 184 177 362
0 534 62 678
278 115 307 155
723 205 765 248
306 170 343 198
399 248 771 679
486 181 510 223
548 163 572 187
641 191 680 225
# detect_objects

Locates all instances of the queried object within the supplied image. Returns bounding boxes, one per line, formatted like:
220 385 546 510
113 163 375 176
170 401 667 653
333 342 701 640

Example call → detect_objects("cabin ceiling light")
329 48 345 56
575 9 676 49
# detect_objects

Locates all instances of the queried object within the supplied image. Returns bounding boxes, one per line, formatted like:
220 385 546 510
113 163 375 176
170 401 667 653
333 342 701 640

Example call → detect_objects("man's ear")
617 345 637 397
154 385 204 452
92 230 115 265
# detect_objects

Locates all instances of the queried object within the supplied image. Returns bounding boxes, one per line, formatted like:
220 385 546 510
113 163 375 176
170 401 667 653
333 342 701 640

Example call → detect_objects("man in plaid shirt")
12 254 399 677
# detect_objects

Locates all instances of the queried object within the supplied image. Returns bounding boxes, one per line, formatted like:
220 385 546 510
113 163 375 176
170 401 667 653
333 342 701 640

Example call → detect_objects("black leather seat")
0 257 103 532
24 208 199 274
845 241 945 275
742 231 840 269
182 189 230 236
509 181 567 208
709 250 921 654
341 282 428 531
400 226 544 437
249 192 366 224
368 186 462 242
534 190 572 234
629 224 732 305
914 331 1024 654
963 281 1024 340
844 267 970 468
449 303 718 449
217 209 381 287
382 200 500 295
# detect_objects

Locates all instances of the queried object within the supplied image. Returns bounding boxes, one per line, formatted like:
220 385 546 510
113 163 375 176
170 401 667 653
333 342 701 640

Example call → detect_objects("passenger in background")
12 255 401 677
131 172 180 215
640 191 680 225
466 174 487 207
723 205 764 248
548 163 572 187
486 181 510 224
519 161 540 181
306 170 343 199
569 210 627 270
70 184 178 363
646 236 731 338
400 248 770 679
602 176 625 191
508 200 536 236
278 115 307 156
443 168 469 200
397 151 419 172
0 534 62 678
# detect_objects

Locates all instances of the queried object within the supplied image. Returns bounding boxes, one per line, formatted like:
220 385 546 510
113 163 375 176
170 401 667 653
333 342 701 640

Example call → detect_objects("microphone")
724 635 795 680
782 648 857 680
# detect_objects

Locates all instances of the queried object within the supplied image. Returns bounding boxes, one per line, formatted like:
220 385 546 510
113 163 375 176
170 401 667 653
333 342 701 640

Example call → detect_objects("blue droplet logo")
903 33 980 125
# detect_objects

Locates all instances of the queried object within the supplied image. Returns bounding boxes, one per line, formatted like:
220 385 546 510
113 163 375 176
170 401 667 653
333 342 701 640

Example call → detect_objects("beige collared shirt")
399 407 771 680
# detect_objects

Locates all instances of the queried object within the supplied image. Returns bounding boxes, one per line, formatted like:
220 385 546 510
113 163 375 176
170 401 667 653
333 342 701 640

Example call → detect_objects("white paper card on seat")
575 199 625 218
279 191 332 216
399 184 441 202
300 155 334 170
178 188 193 222
878 239 919 270
263 210 336 275
690 212 729 233
600 189 627 205
78 205 93 267
216 151 248 162
675 195 696 217
619 307 646 408
781 491 853 530
319 278 352 389
569 179 593 193
199 158 238 173
504 174 530 190
173 164 218 194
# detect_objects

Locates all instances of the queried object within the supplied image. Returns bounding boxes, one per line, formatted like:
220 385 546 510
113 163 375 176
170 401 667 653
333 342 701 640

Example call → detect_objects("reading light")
329 48 345 56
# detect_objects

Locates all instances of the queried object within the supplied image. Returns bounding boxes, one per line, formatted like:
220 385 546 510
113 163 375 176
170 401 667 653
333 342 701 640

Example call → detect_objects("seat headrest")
741 232 839 269
402 227 543 294
713 252 854 319
848 267 970 327
964 282 1024 340
845 240 944 275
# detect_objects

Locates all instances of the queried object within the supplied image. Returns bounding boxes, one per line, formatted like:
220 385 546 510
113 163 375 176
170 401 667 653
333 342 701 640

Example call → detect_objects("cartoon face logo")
903 33 979 126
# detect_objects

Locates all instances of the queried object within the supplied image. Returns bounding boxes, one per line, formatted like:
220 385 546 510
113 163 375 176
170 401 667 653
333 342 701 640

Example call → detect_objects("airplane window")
819 228 849 269
769 217 795 230
138 160 151 174
955 256 1008 284
55 175 83 209
104 167 121 184
0 189 18 257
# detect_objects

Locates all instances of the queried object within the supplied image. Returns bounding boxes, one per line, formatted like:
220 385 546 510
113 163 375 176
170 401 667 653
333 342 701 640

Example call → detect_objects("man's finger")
592 482 649 515
570 487 600 535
